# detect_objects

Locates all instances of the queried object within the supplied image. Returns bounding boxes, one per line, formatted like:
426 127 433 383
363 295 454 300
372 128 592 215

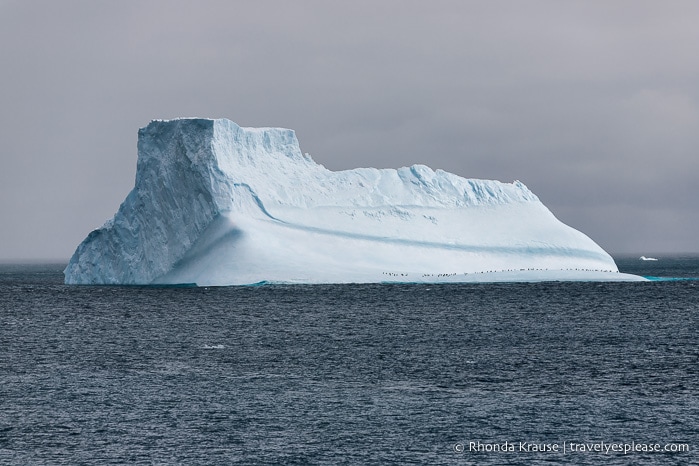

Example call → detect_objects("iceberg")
65 118 643 285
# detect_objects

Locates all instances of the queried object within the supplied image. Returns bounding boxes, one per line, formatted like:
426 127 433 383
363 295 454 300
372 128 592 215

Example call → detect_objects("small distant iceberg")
640 256 659 261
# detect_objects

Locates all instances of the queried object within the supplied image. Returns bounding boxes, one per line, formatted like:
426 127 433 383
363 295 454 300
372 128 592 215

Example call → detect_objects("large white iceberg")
65 118 642 285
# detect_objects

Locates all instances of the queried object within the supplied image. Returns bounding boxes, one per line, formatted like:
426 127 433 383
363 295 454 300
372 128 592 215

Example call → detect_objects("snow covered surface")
65 118 643 285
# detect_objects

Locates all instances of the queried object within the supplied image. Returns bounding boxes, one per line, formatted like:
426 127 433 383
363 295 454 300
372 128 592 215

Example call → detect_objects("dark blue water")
1 259 697 465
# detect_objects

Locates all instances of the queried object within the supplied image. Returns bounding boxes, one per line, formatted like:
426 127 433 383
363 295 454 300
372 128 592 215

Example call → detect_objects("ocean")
0 257 697 465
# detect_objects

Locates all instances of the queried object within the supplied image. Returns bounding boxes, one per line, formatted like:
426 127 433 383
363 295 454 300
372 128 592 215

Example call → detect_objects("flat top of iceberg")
138 118 541 211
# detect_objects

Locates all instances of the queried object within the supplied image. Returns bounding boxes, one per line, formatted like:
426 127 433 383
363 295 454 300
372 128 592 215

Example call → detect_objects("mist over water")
1 259 697 465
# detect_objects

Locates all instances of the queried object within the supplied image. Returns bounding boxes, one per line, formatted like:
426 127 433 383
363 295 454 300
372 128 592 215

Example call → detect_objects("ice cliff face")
65 118 640 285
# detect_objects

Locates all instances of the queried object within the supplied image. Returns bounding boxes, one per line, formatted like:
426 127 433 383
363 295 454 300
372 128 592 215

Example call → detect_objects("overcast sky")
1 0 698 260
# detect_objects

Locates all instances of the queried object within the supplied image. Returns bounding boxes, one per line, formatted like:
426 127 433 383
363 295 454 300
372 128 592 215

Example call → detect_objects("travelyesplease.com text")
453 440 690 455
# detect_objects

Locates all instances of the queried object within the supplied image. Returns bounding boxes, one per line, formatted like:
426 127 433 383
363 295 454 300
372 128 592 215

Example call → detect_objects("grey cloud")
1 0 698 259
